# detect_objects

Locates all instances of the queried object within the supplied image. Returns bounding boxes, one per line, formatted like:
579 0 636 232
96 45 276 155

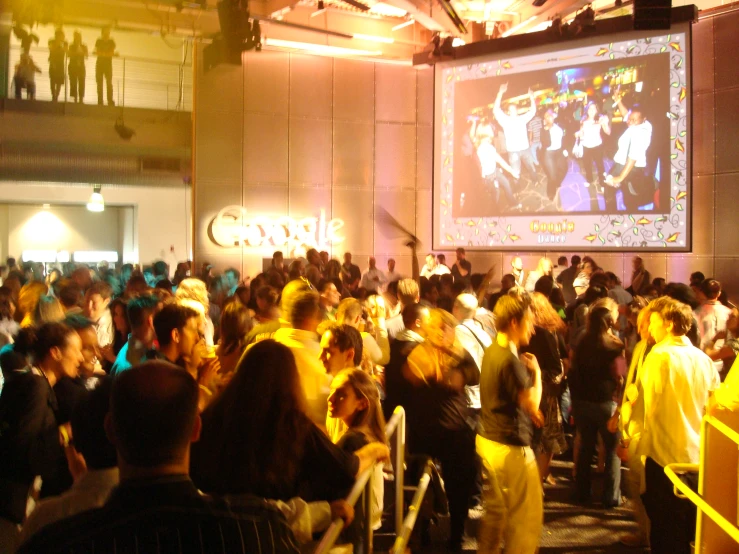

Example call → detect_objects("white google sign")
209 205 345 250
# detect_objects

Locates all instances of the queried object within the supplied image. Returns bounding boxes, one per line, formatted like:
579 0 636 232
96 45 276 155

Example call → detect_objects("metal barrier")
664 414 739 550
8 44 192 111
314 406 421 554
390 460 434 554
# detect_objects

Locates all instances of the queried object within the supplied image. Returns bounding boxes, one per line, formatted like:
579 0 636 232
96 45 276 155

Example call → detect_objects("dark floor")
418 459 649 554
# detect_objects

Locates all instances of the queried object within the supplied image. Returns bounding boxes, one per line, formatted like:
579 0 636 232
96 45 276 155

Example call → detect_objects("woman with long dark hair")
570 306 626 508
0 322 84 549
190 340 388 502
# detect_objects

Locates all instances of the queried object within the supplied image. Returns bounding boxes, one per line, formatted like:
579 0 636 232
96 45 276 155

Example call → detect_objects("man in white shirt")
453 294 493 411
360 257 385 293
421 254 438 279
475 135 521 210
639 297 720 554
605 99 653 212
493 83 538 182
85 281 114 370
511 257 525 289
694 279 733 374
385 258 402 285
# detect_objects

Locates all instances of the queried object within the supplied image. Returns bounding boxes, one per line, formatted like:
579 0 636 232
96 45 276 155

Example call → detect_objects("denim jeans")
508 149 538 182
573 400 621 507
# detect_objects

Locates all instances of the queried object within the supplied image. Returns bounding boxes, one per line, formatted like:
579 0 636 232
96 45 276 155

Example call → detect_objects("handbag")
572 138 584 159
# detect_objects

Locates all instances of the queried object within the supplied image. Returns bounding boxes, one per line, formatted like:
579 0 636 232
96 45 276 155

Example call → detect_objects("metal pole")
391 462 433 554
364 474 374 554
395 406 405 535
122 58 126 107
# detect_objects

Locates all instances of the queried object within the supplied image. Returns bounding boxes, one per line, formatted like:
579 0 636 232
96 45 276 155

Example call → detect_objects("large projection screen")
433 23 692 251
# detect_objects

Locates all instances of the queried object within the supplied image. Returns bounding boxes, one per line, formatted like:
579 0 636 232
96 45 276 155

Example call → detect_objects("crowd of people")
466 81 656 213
13 26 117 105
0 245 735 554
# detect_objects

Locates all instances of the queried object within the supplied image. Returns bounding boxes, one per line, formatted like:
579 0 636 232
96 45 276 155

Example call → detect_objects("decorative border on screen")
437 31 688 250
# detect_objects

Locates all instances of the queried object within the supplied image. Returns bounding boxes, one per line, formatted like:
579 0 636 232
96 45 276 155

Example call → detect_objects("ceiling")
3 0 718 62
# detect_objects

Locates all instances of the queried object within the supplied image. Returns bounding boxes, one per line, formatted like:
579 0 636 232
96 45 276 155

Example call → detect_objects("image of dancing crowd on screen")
13 27 117 106
465 82 655 215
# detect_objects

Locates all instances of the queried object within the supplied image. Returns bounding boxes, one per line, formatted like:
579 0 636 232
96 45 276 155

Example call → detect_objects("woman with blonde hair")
328 368 387 539
32 295 66 326
521 292 568 484
525 257 554 292
175 277 214 346
18 281 48 327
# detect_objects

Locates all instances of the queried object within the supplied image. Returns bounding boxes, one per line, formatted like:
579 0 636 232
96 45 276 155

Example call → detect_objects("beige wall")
7 203 124 256
194 13 739 295
0 183 191 268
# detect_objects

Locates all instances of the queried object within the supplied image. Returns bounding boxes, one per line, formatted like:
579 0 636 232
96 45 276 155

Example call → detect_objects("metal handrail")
313 406 407 554
664 414 739 546
8 43 192 111
391 460 434 554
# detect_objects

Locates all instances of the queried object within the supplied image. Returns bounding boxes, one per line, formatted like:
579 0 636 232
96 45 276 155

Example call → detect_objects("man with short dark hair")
318 279 340 321
639 297 719 554
18 362 299 554
556 255 581 304
694 278 732 374
451 247 472 284
341 252 361 293
487 274 516 311
552 255 568 283
111 294 161 375
85 282 114 353
319 323 363 376
385 278 420 341
151 303 202 368
383 303 428 420
224 267 240 297
477 294 543 553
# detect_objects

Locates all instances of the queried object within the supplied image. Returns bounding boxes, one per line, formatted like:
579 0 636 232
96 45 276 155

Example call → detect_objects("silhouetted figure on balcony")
94 27 117 106
68 31 88 104
48 29 68 102
13 52 41 100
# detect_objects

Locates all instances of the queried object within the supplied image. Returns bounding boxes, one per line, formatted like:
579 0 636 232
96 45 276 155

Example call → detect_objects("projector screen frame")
431 21 694 253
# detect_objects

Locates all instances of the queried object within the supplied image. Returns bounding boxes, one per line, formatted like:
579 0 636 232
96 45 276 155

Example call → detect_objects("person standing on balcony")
48 29 67 102
94 27 117 106
13 52 41 100
68 31 88 104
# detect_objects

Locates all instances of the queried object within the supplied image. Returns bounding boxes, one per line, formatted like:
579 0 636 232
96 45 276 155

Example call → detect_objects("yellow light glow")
21 211 66 247
353 33 395 44
264 38 383 57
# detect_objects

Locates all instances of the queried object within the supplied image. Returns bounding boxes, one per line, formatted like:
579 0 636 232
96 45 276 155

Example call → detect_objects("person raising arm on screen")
472 123 522 211
604 94 653 212
493 83 538 183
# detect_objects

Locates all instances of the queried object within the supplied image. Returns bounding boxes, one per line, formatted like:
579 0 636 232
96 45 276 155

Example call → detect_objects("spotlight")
311 0 326 17
114 117 136 140
87 185 105 213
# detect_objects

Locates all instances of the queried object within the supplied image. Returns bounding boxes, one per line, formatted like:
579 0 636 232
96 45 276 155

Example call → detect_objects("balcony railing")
8 44 193 112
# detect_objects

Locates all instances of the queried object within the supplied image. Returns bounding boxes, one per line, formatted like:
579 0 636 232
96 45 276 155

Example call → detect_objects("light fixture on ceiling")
87 185 105 213
392 18 415 31
264 38 383 57
501 15 537 36
311 0 326 17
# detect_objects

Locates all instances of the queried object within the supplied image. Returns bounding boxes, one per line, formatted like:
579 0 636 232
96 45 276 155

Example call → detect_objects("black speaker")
634 0 671 30
203 36 241 72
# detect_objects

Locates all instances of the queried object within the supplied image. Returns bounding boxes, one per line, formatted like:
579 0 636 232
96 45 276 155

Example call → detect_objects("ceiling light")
392 18 415 31
370 3 408 17
353 33 395 44
311 1 326 17
87 185 105 213
264 38 383 57
502 15 537 36
452 37 465 46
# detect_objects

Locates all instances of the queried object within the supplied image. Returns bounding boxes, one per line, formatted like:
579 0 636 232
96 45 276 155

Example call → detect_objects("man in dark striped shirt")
19 361 299 554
